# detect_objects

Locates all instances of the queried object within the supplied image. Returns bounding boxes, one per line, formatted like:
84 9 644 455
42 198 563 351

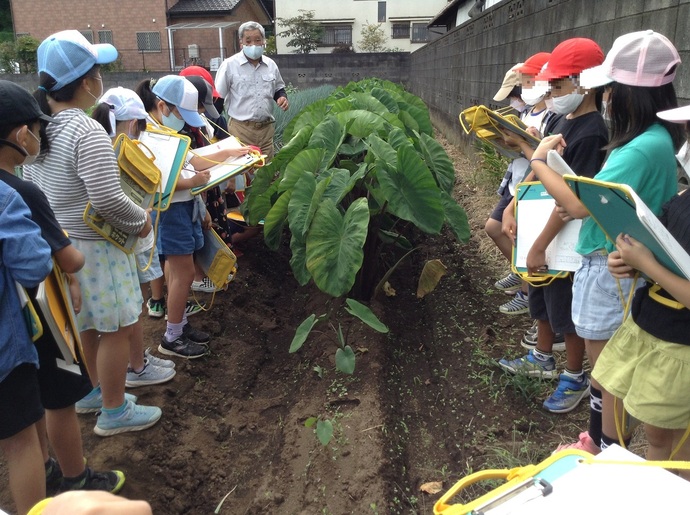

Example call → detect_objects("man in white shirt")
215 21 289 159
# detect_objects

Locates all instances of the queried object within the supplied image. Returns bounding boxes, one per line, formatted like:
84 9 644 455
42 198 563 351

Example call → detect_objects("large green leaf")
279 148 326 192
377 145 444 234
321 168 352 204
365 135 396 172
387 127 412 151
335 345 356 375
399 104 433 136
397 109 419 133
336 110 388 138
399 89 429 111
284 107 325 142
289 232 310 285
417 132 456 194
327 97 354 114
244 180 279 226
349 92 389 116
273 125 313 170
370 87 399 113
287 173 316 236
263 189 292 250
289 314 319 353
344 299 389 333
441 191 471 243
306 198 370 297
308 116 346 169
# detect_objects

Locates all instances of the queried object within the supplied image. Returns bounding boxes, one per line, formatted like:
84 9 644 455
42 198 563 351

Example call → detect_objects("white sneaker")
125 361 176 388
191 277 222 293
144 347 175 368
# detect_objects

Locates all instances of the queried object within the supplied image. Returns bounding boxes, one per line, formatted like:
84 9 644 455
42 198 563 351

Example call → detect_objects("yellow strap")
582 457 690 470
649 284 686 310
670 422 690 460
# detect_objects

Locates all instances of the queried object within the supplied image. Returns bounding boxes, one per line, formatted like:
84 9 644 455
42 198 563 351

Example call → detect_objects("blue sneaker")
94 400 162 436
543 374 591 413
498 350 557 379
75 387 138 414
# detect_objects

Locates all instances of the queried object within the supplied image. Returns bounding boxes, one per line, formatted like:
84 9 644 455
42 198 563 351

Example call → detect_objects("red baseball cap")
514 52 551 76
180 65 221 99
536 38 604 82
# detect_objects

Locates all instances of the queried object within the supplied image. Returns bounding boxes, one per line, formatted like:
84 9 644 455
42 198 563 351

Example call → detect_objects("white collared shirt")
215 51 285 123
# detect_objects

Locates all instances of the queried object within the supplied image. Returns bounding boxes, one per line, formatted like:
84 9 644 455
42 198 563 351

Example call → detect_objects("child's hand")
223 147 252 158
616 233 654 272
502 210 517 244
193 170 211 187
608 249 636 279
555 202 574 222
67 274 82 314
532 134 566 161
202 211 212 230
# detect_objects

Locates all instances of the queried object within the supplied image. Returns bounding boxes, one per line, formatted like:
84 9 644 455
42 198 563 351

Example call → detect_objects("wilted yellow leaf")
420 481 443 494
416 260 447 298
383 281 396 297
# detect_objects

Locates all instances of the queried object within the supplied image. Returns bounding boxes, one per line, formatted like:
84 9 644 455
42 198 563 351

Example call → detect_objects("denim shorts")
158 200 203 256
572 252 642 340
135 244 164 284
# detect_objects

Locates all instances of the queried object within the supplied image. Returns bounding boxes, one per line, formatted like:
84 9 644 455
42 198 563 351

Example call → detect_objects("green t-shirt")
576 123 678 255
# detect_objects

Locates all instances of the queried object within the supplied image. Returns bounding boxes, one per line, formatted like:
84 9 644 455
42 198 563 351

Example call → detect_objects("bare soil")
1 134 592 514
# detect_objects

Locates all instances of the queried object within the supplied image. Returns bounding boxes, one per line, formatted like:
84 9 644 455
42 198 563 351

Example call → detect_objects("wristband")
530 158 547 166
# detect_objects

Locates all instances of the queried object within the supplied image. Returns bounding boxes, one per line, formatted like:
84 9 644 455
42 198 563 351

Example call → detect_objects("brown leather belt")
231 118 274 129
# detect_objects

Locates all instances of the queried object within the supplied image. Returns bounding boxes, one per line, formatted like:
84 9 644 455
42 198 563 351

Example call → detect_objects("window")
98 30 113 44
80 30 94 43
136 31 161 52
320 25 352 46
411 23 431 43
391 23 410 39
378 1 386 22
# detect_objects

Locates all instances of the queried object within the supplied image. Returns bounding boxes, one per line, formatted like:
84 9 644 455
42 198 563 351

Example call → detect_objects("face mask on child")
520 89 545 107
551 93 584 115
162 108 186 132
509 98 527 113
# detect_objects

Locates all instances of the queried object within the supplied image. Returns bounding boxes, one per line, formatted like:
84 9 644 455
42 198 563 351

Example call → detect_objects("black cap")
183 75 220 119
0 80 55 126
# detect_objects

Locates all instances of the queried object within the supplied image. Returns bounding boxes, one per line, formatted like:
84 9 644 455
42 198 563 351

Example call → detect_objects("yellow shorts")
592 316 690 430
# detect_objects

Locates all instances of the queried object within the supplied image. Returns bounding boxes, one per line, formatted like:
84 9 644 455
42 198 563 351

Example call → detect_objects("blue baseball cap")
38 30 118 91
152 75 205 128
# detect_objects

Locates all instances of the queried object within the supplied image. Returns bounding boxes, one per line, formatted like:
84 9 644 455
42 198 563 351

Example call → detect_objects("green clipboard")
512 181 582 285
137 127 191 211
564 175 690 280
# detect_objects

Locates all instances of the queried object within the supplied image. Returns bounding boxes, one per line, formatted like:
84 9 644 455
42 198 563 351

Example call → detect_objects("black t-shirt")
548 111 609 178
632 192 690 345
0 171 70 254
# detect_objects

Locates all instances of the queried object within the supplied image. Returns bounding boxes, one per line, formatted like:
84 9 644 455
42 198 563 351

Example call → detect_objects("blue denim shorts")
135 244 164 284
572 252 642 340
158 200 203 256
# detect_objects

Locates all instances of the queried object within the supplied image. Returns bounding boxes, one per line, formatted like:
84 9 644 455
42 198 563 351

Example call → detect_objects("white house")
274 0 451 53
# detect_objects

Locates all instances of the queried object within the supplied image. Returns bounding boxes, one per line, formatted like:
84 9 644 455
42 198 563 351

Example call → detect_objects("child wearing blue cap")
136 76 249 359
24 30 162 437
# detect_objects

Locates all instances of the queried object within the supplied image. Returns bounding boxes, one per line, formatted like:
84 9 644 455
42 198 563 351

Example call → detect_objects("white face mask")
551 92 584 115
243 45 264 60
520 89 545 107
544 97 554 112
16 129 41 166
509 98 527 113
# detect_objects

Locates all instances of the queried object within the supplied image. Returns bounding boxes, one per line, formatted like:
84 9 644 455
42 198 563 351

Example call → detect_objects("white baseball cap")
657 104 690 124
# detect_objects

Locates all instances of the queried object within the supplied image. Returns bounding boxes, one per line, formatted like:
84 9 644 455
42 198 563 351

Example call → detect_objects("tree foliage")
0 35 39 73
358 23 388 52
277 9 324 54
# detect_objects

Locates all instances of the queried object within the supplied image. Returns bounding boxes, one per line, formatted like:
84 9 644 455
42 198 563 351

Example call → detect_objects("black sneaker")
159 334 208 359
59 467 126 494
45 457 63 495
182 322 210 345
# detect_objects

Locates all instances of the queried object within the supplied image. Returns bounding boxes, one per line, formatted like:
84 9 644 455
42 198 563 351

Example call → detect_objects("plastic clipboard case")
564 175 690 280
512 181 582 285
137 127 191 211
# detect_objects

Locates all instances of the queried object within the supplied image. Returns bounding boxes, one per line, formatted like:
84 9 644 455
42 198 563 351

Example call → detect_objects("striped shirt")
24 108 147 240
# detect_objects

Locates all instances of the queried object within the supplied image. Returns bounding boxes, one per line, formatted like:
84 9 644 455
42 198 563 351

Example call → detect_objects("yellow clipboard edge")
113 134 162 196
511 181 571 286
142 126 192 212
189 155 262 196
434 449 593 514
485 109 541 148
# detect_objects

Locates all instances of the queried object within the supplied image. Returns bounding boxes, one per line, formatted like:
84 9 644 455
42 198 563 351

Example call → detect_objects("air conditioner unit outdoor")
188 44 199 58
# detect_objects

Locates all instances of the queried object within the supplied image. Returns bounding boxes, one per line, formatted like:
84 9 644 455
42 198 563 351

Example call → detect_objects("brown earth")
1 134 596 514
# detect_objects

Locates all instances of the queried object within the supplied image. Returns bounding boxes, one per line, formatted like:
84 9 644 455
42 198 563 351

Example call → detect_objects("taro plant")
244 78 470 300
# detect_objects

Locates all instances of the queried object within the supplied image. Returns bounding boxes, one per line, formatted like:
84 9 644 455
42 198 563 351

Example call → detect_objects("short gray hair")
238 21 265 40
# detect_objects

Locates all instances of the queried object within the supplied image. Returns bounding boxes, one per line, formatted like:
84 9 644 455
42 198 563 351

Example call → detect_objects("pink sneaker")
555 431 601 455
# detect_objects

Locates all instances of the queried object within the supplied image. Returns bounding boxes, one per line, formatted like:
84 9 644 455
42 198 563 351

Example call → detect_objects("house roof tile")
169 0 241 14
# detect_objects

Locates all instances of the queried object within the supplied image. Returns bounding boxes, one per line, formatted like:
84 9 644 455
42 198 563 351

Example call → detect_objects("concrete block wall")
408 0 690 142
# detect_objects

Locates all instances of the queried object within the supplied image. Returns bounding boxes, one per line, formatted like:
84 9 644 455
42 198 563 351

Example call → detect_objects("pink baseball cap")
579 30 680 89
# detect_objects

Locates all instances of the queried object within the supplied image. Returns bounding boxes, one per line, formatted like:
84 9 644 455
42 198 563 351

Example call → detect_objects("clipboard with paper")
512 181 582 285
459 105 540 159
188 136 263 195
137 127 191 210
564 175 690 280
